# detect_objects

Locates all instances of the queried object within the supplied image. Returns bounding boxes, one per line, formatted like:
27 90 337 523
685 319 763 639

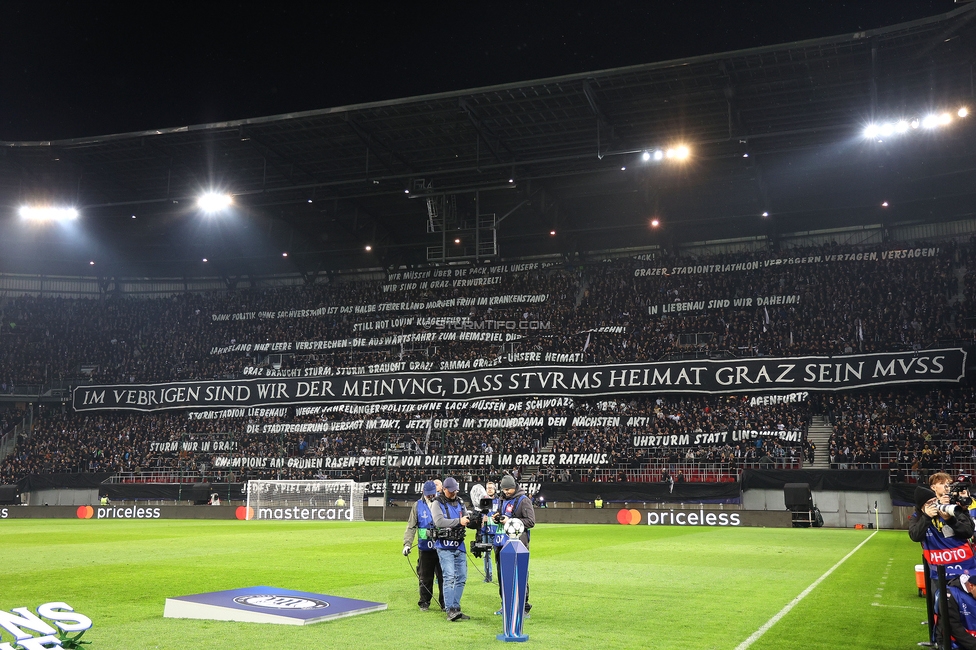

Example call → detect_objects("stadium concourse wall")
1 470 914 528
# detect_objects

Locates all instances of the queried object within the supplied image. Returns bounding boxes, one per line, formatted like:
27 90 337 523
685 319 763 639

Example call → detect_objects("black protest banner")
72 348 966 413
211 453 608 471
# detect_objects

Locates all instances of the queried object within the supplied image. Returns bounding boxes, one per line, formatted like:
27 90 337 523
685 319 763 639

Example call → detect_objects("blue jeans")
436 548 468 611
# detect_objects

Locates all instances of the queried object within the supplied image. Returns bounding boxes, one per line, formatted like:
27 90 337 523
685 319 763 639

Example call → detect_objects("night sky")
0 1 962 141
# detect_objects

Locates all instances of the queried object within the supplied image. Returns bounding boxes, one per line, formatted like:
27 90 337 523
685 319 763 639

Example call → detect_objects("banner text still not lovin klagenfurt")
72 349 966 412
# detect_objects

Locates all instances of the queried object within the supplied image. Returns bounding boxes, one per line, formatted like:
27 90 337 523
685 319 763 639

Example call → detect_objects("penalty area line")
734 530 878 650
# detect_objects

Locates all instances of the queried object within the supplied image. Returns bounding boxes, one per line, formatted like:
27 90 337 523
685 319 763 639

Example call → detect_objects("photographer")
481 481 500 583
430 477 470 622
936 574 976 650
492 474 536 615
402 480 445 612
909 473 976 579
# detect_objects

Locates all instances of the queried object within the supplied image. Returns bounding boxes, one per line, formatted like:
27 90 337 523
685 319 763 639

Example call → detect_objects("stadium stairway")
806 416 833 470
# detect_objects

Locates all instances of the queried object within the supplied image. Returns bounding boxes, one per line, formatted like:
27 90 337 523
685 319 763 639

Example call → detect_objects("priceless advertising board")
615 508 791 528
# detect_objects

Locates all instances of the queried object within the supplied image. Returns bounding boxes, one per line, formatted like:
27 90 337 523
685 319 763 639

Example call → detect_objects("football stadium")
2 3 976 649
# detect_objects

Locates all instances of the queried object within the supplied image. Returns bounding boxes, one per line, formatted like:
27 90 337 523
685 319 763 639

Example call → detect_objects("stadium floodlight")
282 252 288 257
878 122 894 137
911 118 920 129
550 230 556 236
202 258 208 262
365 245 372 252
653 150 664 161
197 192 232 213
895 120 909 133
641 151 651 162
863 124 879 138
960 107 969 118
939 112 952 125
881 201 889 207
89 260 94 265
19 206 79 222
621 166 626 171
762 212 769 218
672 145 690 160
650 218 660 228
922 114 940 129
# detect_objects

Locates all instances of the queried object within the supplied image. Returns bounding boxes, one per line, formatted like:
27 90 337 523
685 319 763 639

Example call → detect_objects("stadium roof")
2 4 975 280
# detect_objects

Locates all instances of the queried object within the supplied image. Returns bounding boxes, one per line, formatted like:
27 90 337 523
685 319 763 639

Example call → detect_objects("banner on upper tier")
71 349 966 412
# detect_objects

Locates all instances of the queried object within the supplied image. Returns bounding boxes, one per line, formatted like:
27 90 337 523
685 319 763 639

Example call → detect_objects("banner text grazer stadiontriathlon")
71 349 966 412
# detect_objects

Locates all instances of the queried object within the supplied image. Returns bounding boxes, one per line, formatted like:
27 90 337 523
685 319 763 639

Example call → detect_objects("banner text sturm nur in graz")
72 349 966 412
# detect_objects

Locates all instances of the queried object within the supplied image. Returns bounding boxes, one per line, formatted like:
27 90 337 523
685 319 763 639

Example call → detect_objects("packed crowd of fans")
1 238 975 484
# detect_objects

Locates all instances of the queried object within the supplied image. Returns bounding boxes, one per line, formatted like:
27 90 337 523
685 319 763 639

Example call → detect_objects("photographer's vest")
434 499 466 553
922 518 976 578
416 499 435 552
493 495 530 548
937 585 976 642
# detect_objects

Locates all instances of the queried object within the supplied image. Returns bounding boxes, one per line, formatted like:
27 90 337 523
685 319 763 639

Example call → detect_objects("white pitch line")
734 531 878 650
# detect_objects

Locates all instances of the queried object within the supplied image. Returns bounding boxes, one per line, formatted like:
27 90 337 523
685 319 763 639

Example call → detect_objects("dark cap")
500 475 517 490
422 481 437 496
915 486 937 510
443 477 459 492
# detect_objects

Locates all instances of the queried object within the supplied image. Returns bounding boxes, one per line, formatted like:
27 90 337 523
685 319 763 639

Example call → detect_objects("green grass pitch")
0 520 926 649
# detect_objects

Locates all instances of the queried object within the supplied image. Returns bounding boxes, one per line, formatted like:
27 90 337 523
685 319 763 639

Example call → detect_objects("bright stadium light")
653 150 664 161
960 107 970 118
19 206 79 222
365 245 372 252
863 124 879 139
878 122 894 137
895 120 909 133
641 151 651 162
922 114 940 129
650 218 660 228
197 192 232 213
939 112 952 125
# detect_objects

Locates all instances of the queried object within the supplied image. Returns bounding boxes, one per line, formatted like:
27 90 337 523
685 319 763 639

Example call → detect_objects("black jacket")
909 506 975 543
498 487 536 547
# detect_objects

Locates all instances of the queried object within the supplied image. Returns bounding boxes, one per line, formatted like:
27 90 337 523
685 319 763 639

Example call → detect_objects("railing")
589 459 802 483
107 471 211 484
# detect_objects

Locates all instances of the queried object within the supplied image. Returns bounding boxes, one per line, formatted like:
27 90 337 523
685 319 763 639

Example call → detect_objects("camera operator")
481 481 500 583
429 477 471 622
909 472 976 580
402 480 445 612
492 474 536 615
956 474 976 521
936 573 976 650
